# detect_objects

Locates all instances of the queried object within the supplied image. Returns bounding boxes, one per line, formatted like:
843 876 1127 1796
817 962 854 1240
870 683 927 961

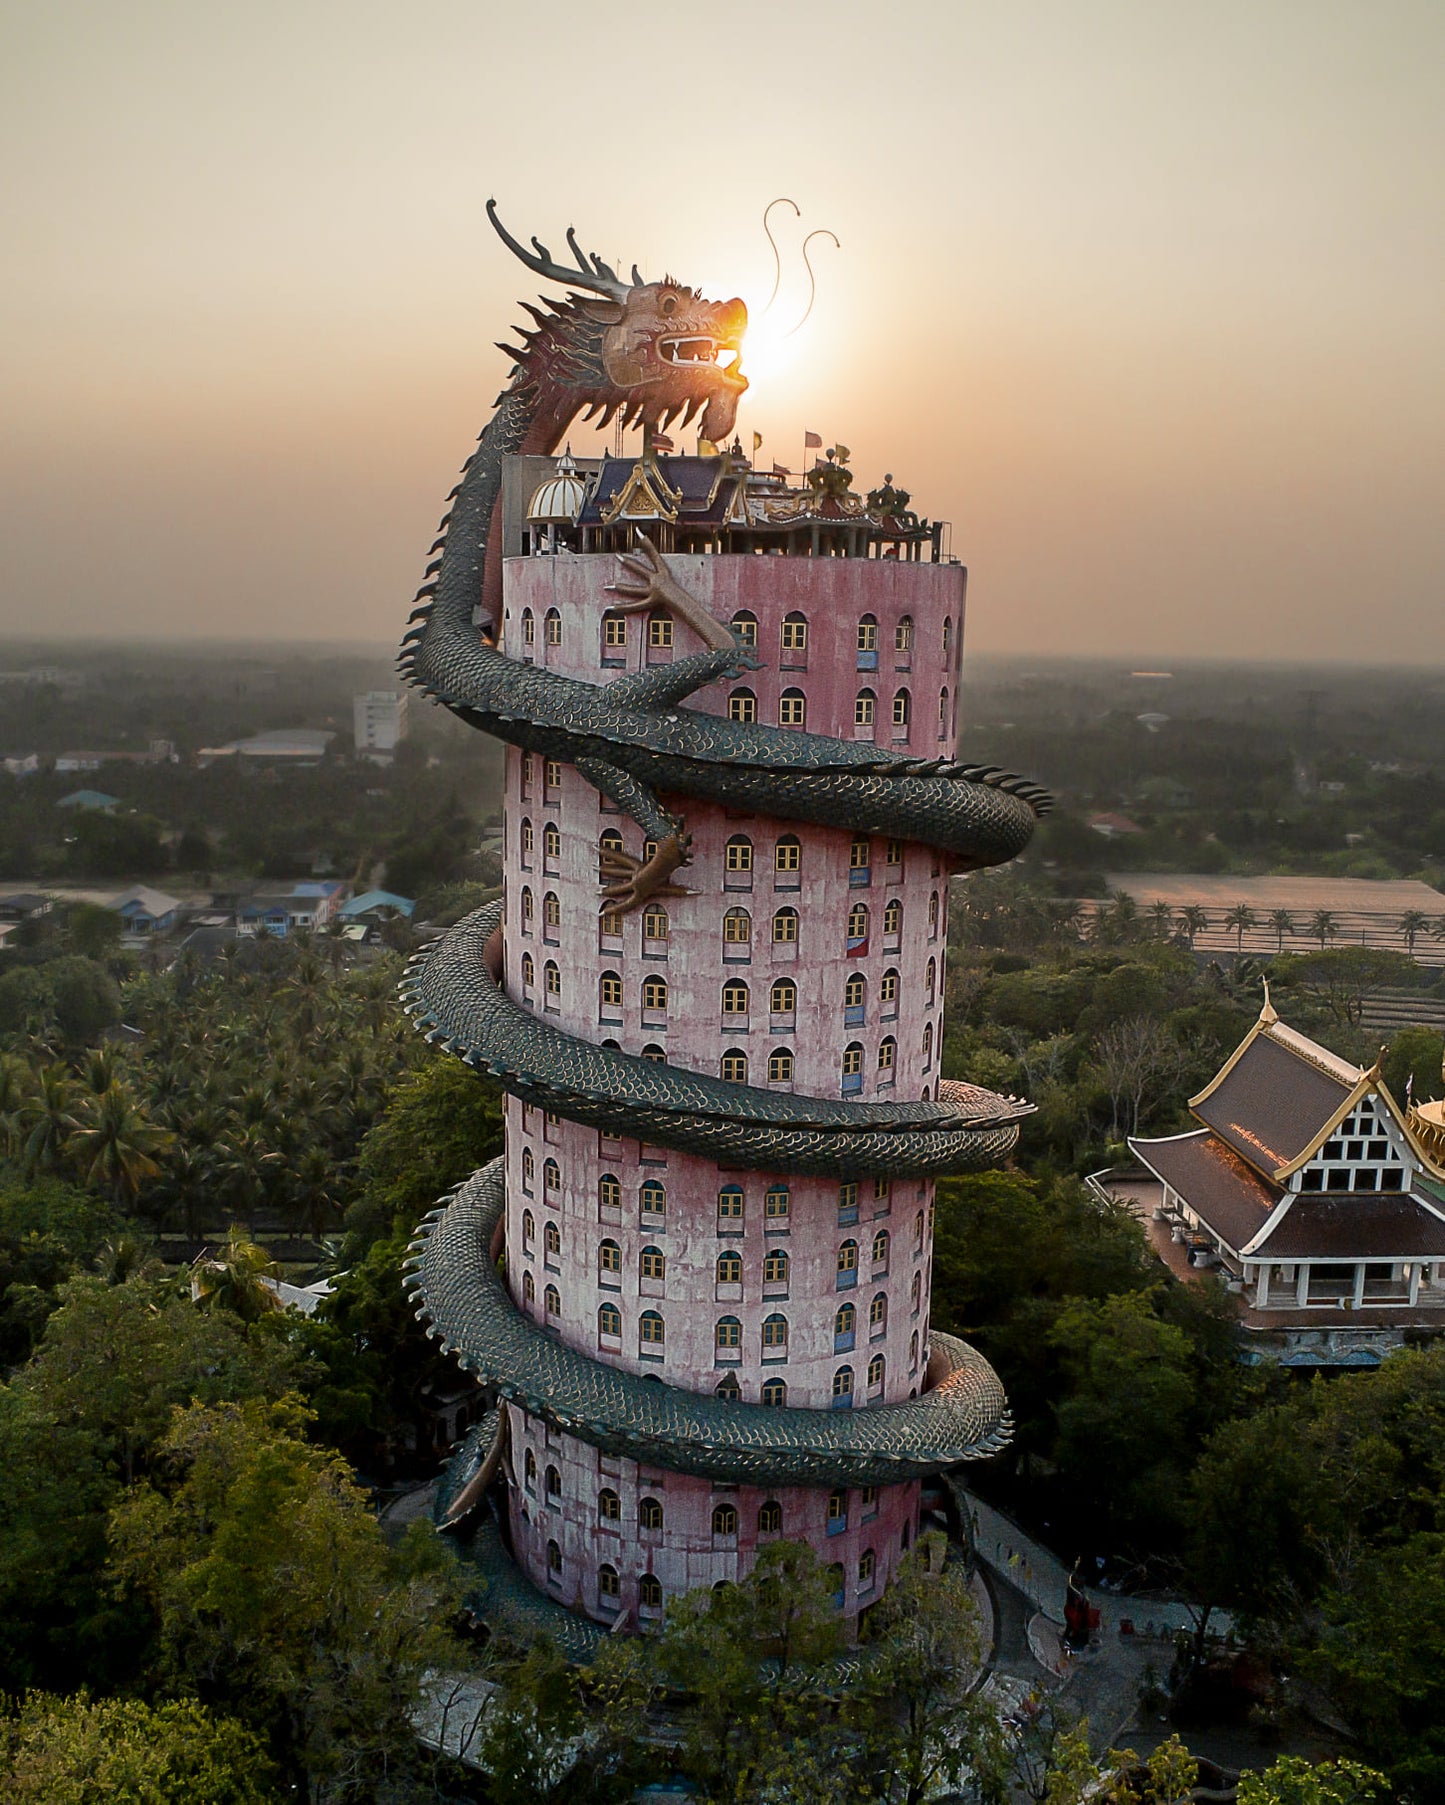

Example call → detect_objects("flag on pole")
804 430 823 448
650 433 674 453
1407 1073 1415 1103
752 431 763 452
772 461 789 476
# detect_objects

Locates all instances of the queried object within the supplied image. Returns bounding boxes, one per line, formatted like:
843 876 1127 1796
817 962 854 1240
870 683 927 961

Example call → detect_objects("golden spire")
1259 977 1278 1026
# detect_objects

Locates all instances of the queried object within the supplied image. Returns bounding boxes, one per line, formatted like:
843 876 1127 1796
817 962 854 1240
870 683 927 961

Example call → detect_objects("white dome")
527 449 586 525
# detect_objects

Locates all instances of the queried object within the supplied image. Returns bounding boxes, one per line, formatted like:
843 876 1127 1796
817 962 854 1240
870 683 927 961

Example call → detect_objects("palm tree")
68 1083 172 1205
1400 910 1429 956
1148 900 1175 941
20 1066 80 1176
190 1228 282 1323
1225 904 1256 954
1178 905 1209 950
1311 909 1338 951
0 1055 34 1160
1269 909 1294 955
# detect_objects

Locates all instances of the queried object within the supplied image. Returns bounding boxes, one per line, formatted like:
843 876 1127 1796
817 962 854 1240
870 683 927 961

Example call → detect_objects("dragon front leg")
605 533 741 653
577 756 693 914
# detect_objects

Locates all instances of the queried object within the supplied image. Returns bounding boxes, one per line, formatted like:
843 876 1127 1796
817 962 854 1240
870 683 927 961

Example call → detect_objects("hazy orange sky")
3 1 1441 662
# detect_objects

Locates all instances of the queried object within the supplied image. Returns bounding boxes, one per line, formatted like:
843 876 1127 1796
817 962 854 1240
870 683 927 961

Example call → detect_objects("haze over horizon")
3 1 1442 665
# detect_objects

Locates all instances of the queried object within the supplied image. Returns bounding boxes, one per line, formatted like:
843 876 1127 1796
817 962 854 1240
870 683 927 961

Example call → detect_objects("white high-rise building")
353 690 409 762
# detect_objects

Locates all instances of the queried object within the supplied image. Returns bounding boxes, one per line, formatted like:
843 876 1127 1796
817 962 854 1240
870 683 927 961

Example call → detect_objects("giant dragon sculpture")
400 205 1050 1498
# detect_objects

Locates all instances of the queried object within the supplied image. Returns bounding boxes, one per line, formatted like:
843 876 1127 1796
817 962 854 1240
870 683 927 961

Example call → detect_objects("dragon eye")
660 295 677 317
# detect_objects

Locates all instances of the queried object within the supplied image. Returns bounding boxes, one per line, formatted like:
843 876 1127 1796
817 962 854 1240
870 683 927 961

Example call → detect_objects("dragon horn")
487 199 630 302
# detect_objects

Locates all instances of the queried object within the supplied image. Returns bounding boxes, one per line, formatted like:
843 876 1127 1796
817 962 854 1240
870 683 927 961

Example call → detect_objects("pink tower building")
401 210 1043 1650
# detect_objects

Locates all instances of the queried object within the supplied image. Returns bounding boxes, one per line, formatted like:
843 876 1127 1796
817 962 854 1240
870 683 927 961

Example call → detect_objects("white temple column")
1352 1264 1366 1309
1410 1263 1422 1305
1296 1263 1310 1306
1254 1264 1269 1307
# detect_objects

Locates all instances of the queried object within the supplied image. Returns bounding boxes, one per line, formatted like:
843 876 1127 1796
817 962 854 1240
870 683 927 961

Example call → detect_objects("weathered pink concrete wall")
495 552 962 1622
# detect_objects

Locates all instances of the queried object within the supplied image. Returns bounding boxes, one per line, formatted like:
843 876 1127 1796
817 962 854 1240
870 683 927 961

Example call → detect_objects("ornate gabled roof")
1189 1012 1361 1179
1254 1191 1445 1261
1129 1128 1284 1253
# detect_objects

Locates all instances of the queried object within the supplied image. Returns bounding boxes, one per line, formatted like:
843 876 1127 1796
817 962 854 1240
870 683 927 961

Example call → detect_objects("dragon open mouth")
659 336 745 381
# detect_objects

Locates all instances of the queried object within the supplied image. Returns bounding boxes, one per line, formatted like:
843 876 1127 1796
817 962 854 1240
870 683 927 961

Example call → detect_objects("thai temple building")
398 206 1047 1648
1128 997 1445 1366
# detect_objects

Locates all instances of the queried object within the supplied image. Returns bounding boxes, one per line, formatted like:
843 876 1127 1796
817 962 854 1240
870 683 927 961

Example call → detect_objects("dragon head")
488 201 748 446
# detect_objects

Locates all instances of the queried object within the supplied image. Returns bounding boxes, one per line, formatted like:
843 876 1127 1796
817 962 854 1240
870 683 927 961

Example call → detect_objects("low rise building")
56 789 121 812
1126 995 1445 1365
2 754 40 777
235 879 350 938
105 885 182 936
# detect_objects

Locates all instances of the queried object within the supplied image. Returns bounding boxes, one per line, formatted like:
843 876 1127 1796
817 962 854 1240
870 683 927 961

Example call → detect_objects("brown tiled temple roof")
1130 1129 1283 1254
1257 1192 1445 1261
1193 1031 1356 1175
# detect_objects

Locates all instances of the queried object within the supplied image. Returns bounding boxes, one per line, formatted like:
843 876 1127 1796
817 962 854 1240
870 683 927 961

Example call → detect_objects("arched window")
521 608 535 648
599 1562 620 1602
640 1179 666 1218
909 1329 920 1368
543 821 561 863
895 615 913 665
640 1244 665 1281
764 1247 789 1285
717 1249 742 1285
639 1309 665 1348
835 1301 856 1339
838 1180 859 1220
938 686 950 739
855 688 876 728
715 1315 741 1351
857 614 879 668
543 606 561 647
914 1209 926 1252
524 1449 537 1488
838 1240 858 1284
877 1036 897 1076
648 611 673 650
642 974 668 1014
725 835 754 887
723 906 751 949
601 610 627 661
599 1173 621 1214
598 1301 622 1339
849 837 871 882
765 1185 790 1225
639 1496 664 1531
827 1487 848 1528
541 892 560 941
758 1499 783 1533
544 1220 561 1258
641 1043 666 1063
544 1283 560 1318
722 977 750 1016
522 1149 535 1192
543 1537 562 1577
598 827 624 880
774 834 801 878
872 1229 890 1268
520 818 534 863
761 1377 787 1407
712 1502 739 1536
870 1292 888 1333
543 960 560 1002
770 978 796 1015
599 970 623 1015
520 885 534 931
762 1312 789 1353
867 1353 885 1391
883 898 903 944
847 902 869 947
721 1048 748 1083
842 1043 864 1091
929 891 940 935
639 1572 663 1609
545 1464 561 1500
728 687 757 724
522 1206 535 1244
925 956 936 1005
778 688 807 728
844 973 866 1024
522 1270 536 1305
716 1372 742 1401
642 904 669 941
768 1047 794 1083
780 611 809 659
859 1547 877 1588
730 609 758 647
892 688 911 735
942 615 953 658
543 1157 559 1193
598 1488 621 1524
717 1185 744 1227
911 1271 922 1314
771 906 799 944
832 1366 855 1405
598 1239 621 1278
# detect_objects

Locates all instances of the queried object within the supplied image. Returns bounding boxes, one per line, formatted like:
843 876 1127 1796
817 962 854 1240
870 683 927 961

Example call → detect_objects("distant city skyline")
2 1 1442 663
